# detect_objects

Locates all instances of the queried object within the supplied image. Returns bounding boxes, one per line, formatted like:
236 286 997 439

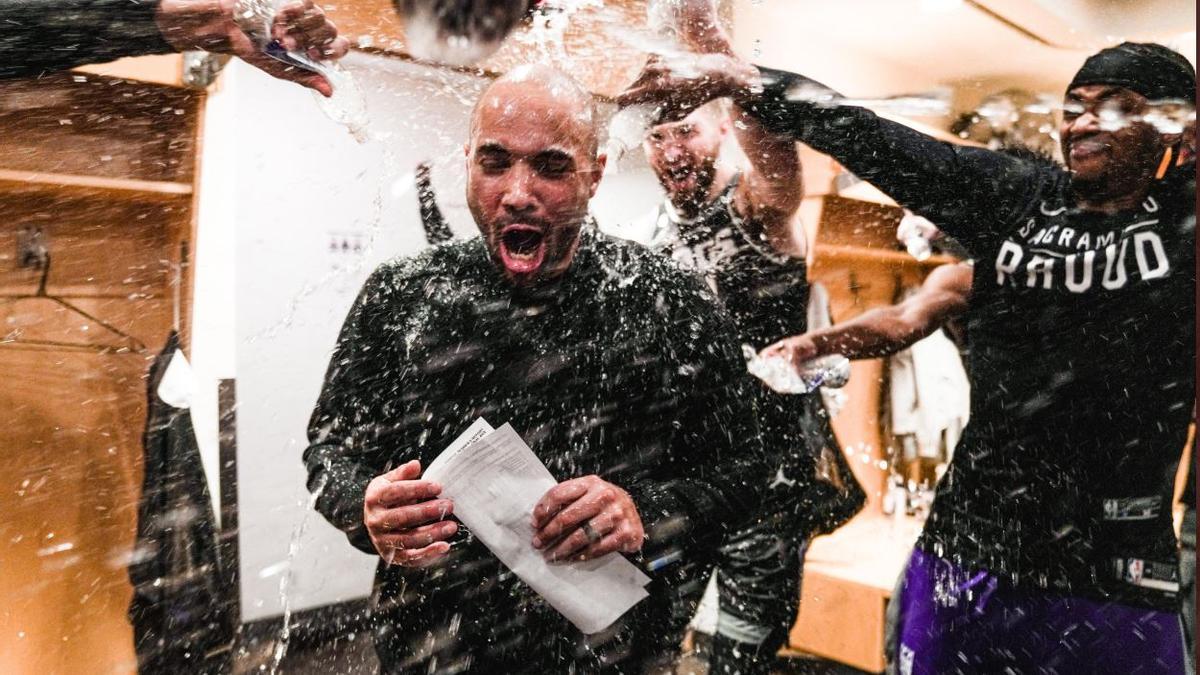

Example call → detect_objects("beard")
663 161 718 218
396 0 537 66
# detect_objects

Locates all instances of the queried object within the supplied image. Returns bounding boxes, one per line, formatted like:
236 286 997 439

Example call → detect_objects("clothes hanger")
0 253 149 354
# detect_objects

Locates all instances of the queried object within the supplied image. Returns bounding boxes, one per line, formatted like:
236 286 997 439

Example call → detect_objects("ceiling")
732 0 1195 103
323 0 1194 108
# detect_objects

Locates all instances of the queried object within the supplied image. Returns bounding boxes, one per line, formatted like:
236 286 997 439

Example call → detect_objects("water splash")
783 81 954 119
743 345 850 394
516 0 604 61
269 472 329 673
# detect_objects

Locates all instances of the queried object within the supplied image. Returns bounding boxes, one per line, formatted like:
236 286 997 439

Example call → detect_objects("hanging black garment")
416 161 454 245
127 331 233 674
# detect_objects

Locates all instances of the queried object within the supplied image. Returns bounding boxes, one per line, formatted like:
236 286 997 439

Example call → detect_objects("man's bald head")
470 64 600 158
464 64 607 288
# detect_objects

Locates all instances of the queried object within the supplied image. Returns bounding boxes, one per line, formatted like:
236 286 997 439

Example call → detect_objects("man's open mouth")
1069 134 1110 161
498 224 547 275
665 166 694 188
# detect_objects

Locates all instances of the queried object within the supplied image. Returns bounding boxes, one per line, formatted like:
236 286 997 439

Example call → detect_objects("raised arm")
654 0 805 254
763 262 972 365
0 0 349 95
0 0 172 78
620 58 1048 251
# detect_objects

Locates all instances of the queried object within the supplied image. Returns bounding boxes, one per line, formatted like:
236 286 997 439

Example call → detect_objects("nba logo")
1125 559 1144 584
899 644 915 675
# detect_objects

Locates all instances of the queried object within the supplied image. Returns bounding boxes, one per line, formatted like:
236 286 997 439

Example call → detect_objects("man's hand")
761 334 819 371
531 475 644 563
616 52 759 122
362 459 458 567
155 0 350 97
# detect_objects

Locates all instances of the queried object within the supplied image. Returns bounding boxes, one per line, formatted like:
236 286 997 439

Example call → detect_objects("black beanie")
1068 42 1195 101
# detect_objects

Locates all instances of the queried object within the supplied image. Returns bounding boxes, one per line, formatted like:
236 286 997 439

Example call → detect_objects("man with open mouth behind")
303 64 768 674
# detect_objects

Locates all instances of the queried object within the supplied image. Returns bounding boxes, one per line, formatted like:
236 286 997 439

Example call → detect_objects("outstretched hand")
616 52 759 121
760 334 819 372
156 0 350 97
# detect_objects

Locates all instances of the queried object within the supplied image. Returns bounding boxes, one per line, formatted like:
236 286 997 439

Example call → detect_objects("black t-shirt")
650 180 865 537
304 227 765 672
653 176 812 348
926 168 1195 611
747 81 1195 610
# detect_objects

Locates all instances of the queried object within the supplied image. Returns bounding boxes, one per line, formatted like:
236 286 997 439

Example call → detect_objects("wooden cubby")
0 70 204 675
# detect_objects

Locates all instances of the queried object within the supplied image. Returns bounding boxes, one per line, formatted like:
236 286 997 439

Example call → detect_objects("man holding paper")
304 64 766 673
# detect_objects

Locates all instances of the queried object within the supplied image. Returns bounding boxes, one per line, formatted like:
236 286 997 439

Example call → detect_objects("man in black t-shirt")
622 38 1195 674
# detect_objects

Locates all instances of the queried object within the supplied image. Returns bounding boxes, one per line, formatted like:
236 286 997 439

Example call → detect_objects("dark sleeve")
625 276 768 561
0 0 174 79
303 266 406 555
740 66 1049 254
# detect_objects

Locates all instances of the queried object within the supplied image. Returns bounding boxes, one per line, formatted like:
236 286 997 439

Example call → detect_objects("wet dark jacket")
304 229 767 673
0 0 172 79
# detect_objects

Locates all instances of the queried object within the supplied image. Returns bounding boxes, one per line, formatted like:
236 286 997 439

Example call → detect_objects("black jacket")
0 0 172 79
304 229 768 672
128 332 232 674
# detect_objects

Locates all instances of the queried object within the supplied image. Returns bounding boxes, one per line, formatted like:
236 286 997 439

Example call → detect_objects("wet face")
643 108 726 215
466 81 604 287
1061 85 1164 194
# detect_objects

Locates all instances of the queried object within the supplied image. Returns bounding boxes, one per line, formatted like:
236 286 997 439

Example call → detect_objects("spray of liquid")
743 345 851 395
235 0 371 142
269 473 329 673
598 0 700 174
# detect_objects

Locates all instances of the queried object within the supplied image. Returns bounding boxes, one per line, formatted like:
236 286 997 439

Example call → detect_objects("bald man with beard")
303 65 767 673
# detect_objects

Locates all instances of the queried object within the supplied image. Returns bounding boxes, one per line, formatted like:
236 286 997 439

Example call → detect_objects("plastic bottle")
743 346 851 395
235 0 370 142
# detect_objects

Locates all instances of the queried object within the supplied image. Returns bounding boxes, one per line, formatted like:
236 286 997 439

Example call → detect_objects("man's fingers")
532 495 604 548
275 3 337 49
542 511 614 561
368 499 454 533
577 532 629 561
246 54 333 96
383 459 421 482
377 520 458 550
308 36 350 61
370 479 442 508
382 541 451 568
271 0 317 34
543 525 593 562
532 479 590 527
284 20 338 51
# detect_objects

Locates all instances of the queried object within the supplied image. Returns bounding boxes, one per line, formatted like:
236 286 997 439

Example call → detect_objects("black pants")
705 390 862 675
1181 507 1196 675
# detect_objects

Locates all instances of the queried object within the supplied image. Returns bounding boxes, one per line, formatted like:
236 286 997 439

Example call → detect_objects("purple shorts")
892 548 1187 675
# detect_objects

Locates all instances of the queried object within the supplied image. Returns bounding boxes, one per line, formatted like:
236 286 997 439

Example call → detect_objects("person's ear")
1179 121 1196 165
588 154 607 197
1155 128 1191 179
